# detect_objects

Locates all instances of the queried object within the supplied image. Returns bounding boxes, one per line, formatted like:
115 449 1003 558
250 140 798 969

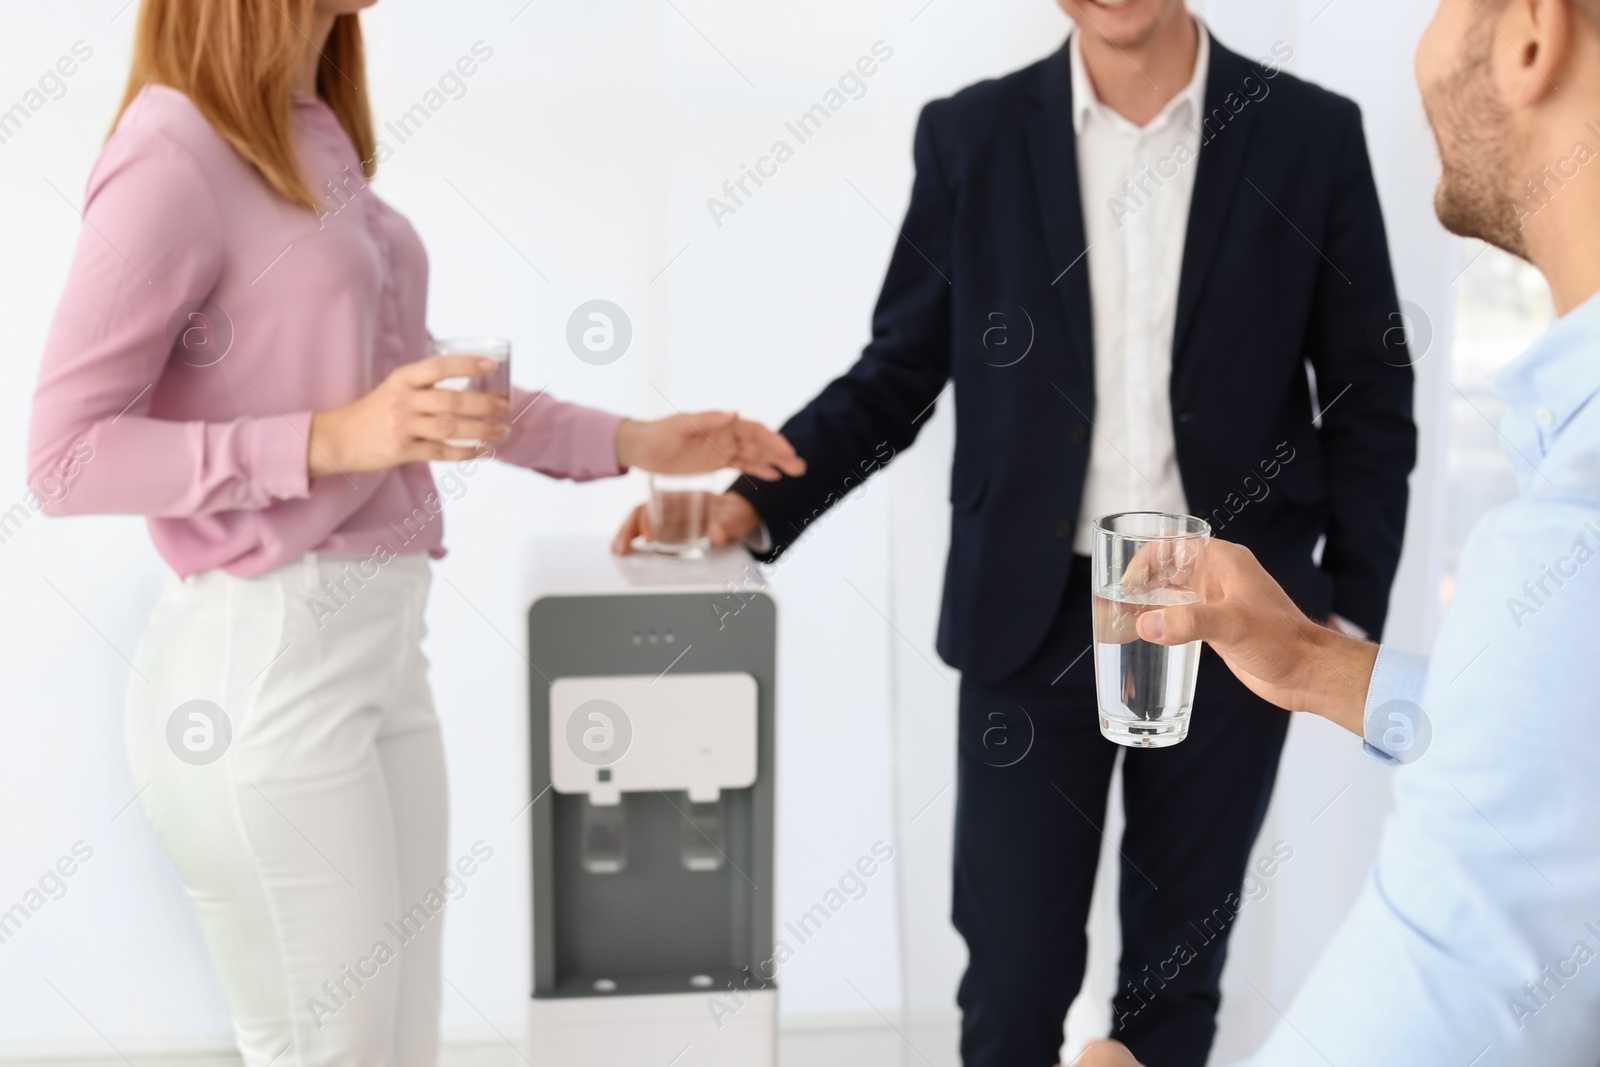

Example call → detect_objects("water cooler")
524 536 778 1066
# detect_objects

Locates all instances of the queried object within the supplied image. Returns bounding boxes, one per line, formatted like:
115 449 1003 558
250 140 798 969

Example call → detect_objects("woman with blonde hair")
26 1 802 1062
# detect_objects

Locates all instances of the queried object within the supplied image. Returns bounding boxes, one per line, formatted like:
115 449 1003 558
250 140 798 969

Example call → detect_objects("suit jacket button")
1070 422 1090 443
1054 519 1074 540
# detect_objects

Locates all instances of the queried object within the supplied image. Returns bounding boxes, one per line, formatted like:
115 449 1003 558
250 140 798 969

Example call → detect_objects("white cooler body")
525 540 779 1067
529 990 776 1067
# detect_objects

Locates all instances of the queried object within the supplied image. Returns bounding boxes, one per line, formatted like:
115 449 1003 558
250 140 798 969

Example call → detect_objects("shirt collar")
1070 18 1210 137
1490 285 1600 440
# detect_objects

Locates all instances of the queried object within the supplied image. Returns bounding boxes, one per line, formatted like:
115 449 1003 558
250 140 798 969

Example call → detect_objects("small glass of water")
427 336 511 448
1091 512 1210 748
646 472 722 558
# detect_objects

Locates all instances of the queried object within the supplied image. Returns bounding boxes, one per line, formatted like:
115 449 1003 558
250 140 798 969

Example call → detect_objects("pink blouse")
27 85 624 577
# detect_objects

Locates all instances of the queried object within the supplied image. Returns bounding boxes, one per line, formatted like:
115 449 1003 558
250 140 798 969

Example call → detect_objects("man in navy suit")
617 2 1416 1064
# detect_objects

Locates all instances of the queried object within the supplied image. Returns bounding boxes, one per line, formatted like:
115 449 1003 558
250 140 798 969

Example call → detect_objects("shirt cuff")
1360 645 1430 765
744 520 773 556
251 411 313 501
1330 614 1369 641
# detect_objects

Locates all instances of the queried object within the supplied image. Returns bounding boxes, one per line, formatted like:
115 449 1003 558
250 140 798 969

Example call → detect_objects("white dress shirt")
1070 23 1210 555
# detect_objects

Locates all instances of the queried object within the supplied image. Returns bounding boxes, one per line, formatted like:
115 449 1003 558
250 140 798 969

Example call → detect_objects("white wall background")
0 0 1452 1063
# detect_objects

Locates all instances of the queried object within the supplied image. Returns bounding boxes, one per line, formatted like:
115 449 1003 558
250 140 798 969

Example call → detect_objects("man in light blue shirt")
1073 0 1600 1063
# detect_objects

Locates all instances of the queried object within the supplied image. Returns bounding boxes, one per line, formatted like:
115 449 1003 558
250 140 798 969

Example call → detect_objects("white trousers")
127 552 448 1067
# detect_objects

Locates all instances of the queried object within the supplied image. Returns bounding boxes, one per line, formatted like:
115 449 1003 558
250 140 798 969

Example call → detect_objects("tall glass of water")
1092 512 1210 748
427 336 511 448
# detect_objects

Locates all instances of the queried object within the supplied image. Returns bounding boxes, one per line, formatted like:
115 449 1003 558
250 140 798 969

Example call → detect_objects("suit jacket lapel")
1024 43 1095 384
1173 40 1262 373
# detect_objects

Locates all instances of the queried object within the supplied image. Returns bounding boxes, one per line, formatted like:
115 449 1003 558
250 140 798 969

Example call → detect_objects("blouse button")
1536 407 1557 427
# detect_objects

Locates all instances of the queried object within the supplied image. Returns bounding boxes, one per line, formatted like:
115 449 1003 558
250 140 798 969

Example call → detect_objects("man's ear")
1500 0 1575 108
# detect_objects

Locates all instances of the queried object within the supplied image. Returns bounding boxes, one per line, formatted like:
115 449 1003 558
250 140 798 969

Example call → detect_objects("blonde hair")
113 0 375 210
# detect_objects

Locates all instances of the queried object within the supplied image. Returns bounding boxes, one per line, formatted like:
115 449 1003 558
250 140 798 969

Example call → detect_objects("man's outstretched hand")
1133 539 1377 736
1065 1039 1144 1067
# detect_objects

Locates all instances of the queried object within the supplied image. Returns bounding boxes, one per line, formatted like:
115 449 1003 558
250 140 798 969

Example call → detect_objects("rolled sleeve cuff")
251 411 313 501
1361 645 1430 765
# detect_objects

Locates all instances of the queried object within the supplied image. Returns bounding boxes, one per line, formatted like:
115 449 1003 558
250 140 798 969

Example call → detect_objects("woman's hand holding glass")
308 355 509 479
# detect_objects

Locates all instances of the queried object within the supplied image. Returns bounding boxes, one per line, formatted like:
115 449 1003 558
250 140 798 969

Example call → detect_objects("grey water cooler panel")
528 590 776 999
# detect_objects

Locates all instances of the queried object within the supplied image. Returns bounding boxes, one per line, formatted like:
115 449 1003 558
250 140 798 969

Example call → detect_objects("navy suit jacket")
735 35 1417 682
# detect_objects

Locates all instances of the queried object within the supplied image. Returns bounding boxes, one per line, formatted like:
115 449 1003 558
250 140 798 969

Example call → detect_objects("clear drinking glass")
647 472 721 558
1091 512 1210 748
427 336 511 448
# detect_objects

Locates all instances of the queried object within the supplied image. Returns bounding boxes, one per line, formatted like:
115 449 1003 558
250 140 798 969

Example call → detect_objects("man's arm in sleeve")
1237 500 1600 1067
730 101 956 562
1304 101 1418 636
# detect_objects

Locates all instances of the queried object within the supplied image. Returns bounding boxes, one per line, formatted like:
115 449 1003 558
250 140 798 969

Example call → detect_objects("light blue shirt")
1242 291 1600 1066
